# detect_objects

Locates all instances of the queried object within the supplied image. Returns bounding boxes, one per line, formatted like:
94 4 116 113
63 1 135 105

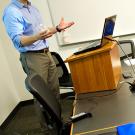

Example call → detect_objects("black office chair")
25 74 91 134
118 40 135 79
51 52 74 97
119 40 135 60
25 74 72 135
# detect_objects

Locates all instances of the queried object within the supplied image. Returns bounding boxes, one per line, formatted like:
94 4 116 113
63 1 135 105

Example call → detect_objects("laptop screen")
101 15 117 46
73 15 117 55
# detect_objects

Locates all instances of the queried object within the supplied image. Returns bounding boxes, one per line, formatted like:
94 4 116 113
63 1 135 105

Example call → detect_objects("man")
3 0 74 100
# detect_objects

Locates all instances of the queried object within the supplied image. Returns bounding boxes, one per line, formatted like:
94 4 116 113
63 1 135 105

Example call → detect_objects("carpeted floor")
2 99 74 135
1 98 118 135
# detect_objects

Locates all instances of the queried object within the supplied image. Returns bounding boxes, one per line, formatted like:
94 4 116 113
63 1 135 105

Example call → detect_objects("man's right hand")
36 29 53 40
20 29 53 46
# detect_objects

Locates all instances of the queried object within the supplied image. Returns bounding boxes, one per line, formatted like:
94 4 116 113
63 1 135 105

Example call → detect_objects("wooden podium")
65 41 122 94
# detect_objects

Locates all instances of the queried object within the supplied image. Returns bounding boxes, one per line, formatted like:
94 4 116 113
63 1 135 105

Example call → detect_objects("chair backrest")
25 74 63 128
119 40 135 60
51 52 69 77
51 52 73 87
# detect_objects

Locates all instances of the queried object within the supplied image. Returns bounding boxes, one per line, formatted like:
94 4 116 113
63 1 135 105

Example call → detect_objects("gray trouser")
20 51 60 133
20 51 60 99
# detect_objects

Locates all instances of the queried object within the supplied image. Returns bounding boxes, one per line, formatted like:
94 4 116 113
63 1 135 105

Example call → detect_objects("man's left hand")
58 17 74 31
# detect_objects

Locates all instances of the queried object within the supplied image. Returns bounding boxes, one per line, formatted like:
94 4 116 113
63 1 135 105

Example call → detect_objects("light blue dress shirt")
3 0 48 53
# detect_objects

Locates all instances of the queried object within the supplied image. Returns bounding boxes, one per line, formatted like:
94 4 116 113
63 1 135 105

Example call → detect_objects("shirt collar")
12 0 31 9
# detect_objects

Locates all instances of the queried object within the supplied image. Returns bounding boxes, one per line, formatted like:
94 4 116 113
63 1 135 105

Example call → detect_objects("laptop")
74 15 117 55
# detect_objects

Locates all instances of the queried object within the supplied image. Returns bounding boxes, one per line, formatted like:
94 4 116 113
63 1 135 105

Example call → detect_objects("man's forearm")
20 35 39 46
20 27 59 46
48 27 58 34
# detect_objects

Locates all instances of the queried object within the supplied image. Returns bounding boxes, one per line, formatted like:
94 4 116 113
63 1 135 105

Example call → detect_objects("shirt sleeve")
3 8 24 48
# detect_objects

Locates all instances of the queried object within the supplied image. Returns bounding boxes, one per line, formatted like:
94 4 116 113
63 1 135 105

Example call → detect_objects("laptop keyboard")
74 40 101 55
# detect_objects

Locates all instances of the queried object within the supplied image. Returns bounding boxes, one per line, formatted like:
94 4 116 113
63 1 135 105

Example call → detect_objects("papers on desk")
124 58 135 66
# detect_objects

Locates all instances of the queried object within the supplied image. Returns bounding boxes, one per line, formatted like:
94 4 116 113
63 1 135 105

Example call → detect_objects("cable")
104 37 135 92
118 42 135 75
104 37 135 76
75 81 124 101
73 82 125 114
76 90 117 100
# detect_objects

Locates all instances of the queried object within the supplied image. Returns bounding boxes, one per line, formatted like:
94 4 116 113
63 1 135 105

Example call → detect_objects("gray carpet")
3 99 73 135
3 103 45 135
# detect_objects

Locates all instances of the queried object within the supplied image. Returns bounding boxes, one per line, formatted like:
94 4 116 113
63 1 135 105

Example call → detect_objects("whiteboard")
47 0 135 45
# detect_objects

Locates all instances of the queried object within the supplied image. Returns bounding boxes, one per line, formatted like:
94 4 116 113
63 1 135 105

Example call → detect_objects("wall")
0 38 20 125
0 0 32 125
45 0 135 45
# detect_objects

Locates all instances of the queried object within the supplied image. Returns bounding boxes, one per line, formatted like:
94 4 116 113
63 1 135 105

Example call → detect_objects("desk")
70 80 135 135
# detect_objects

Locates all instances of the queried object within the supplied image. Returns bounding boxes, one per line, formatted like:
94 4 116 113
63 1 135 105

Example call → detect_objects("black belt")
26 48 49 53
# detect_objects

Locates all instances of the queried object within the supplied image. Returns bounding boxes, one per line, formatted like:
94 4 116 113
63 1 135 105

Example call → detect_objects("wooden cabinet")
65 41 122 94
